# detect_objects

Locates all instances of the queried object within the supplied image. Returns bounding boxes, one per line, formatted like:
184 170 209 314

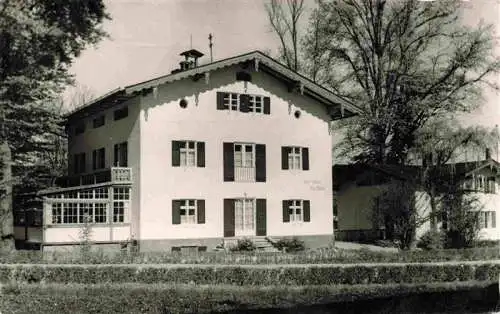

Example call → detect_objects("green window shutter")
223 143 234 182
197 142 205 167
281 147 290 170
217 92 227 110
282 200 290 223
197 200 205 224
224 199 235 237
303 200 311 222
302 147 309 170
172 141 181 167
172 200 181 225
256 199 267 236
263 97 270 114
239 94 251 113
255 144 266 182
492 211 496 228
92 150 97 170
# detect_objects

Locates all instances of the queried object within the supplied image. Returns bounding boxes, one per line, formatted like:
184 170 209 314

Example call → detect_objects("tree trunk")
429 190 438 233
0 141 14 251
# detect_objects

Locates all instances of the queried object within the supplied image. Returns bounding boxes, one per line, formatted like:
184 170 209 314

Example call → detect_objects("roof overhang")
464 159 500 177
64 51 362 122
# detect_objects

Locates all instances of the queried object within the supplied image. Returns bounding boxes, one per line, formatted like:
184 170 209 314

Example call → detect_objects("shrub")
0 263 498 286
417 230 445 250
230 238 256 252
274 237 305 252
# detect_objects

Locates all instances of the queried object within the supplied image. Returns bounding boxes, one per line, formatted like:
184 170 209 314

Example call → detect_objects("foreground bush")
274 237 305 252
2 246 499 265
0 281 496 314
417 230 445 250
230 238 256 252
0 262 498 286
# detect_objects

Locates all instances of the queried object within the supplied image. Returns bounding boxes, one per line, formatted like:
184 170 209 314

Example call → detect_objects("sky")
67 0 500 128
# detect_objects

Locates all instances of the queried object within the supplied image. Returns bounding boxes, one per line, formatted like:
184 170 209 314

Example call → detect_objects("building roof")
332 159 500 190
64 50 362 121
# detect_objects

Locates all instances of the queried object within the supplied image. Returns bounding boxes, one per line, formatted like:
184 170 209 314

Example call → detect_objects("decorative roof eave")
65 51 362 121
464 159 500 177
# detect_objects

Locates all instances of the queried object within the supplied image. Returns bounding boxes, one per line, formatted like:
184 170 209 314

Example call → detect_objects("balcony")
235 166 255 182
54 167 132 188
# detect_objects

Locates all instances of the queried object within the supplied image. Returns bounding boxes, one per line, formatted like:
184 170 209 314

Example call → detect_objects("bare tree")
265 0 305 71
303 0 500 164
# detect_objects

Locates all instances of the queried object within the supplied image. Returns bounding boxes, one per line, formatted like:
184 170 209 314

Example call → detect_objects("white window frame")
235 198 256 233
179 141 197 167
248 95 264 113
113 187 130 223
288 147 302 170
223 93 239 111
234 143 255 168
180 199 197 224
289 200 304 222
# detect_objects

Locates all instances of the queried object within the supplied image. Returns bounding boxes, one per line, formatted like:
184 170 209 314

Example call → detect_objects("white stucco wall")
138 65 333 240
44 225 130 243
61 98 141 242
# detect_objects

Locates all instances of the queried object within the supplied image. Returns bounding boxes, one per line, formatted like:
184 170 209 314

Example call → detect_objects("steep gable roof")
65 50 361 121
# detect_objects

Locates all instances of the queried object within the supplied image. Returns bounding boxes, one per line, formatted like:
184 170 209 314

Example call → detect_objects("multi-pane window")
282 146 309 170
180 200 197 224
95 188 108 199
288 147 302 170
79 189 93 199
235 199 255 231
172 141 205 168
92 147 106 170
113 187 130 223
180 141 196 166
114 142 128 167
94 203 107 223
78 203 93 223
283 199 310 223
248 95 263 113
63 203 78 224
223 93 239 111
288 200 303 222
93 115 105 128
52 203 62 224
234 144 254 168
113 202 125 223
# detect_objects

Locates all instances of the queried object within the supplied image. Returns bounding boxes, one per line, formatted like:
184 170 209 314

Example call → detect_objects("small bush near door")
275 237 305 252
230 238 256 252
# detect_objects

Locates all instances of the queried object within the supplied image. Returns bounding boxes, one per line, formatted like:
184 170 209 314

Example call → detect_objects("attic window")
114 106 128 121
74 122 85 135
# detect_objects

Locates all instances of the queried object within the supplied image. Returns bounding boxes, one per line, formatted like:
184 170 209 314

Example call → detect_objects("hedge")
0 281 496 314
0 263 498 286
2 247 499 265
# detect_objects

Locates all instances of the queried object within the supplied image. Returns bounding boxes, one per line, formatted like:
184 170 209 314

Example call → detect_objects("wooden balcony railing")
54 167 132 188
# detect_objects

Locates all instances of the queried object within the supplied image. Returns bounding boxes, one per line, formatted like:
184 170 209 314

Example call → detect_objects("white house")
23 50 360 251
333 154 500 243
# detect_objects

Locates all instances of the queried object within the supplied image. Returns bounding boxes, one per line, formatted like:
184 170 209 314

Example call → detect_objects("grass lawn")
1 281 497 314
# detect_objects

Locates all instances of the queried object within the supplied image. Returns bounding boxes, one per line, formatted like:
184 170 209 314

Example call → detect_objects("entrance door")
234 199 255 236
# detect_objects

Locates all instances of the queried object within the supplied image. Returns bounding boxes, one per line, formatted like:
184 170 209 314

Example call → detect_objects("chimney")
171 49 204 73
485 147 491 160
